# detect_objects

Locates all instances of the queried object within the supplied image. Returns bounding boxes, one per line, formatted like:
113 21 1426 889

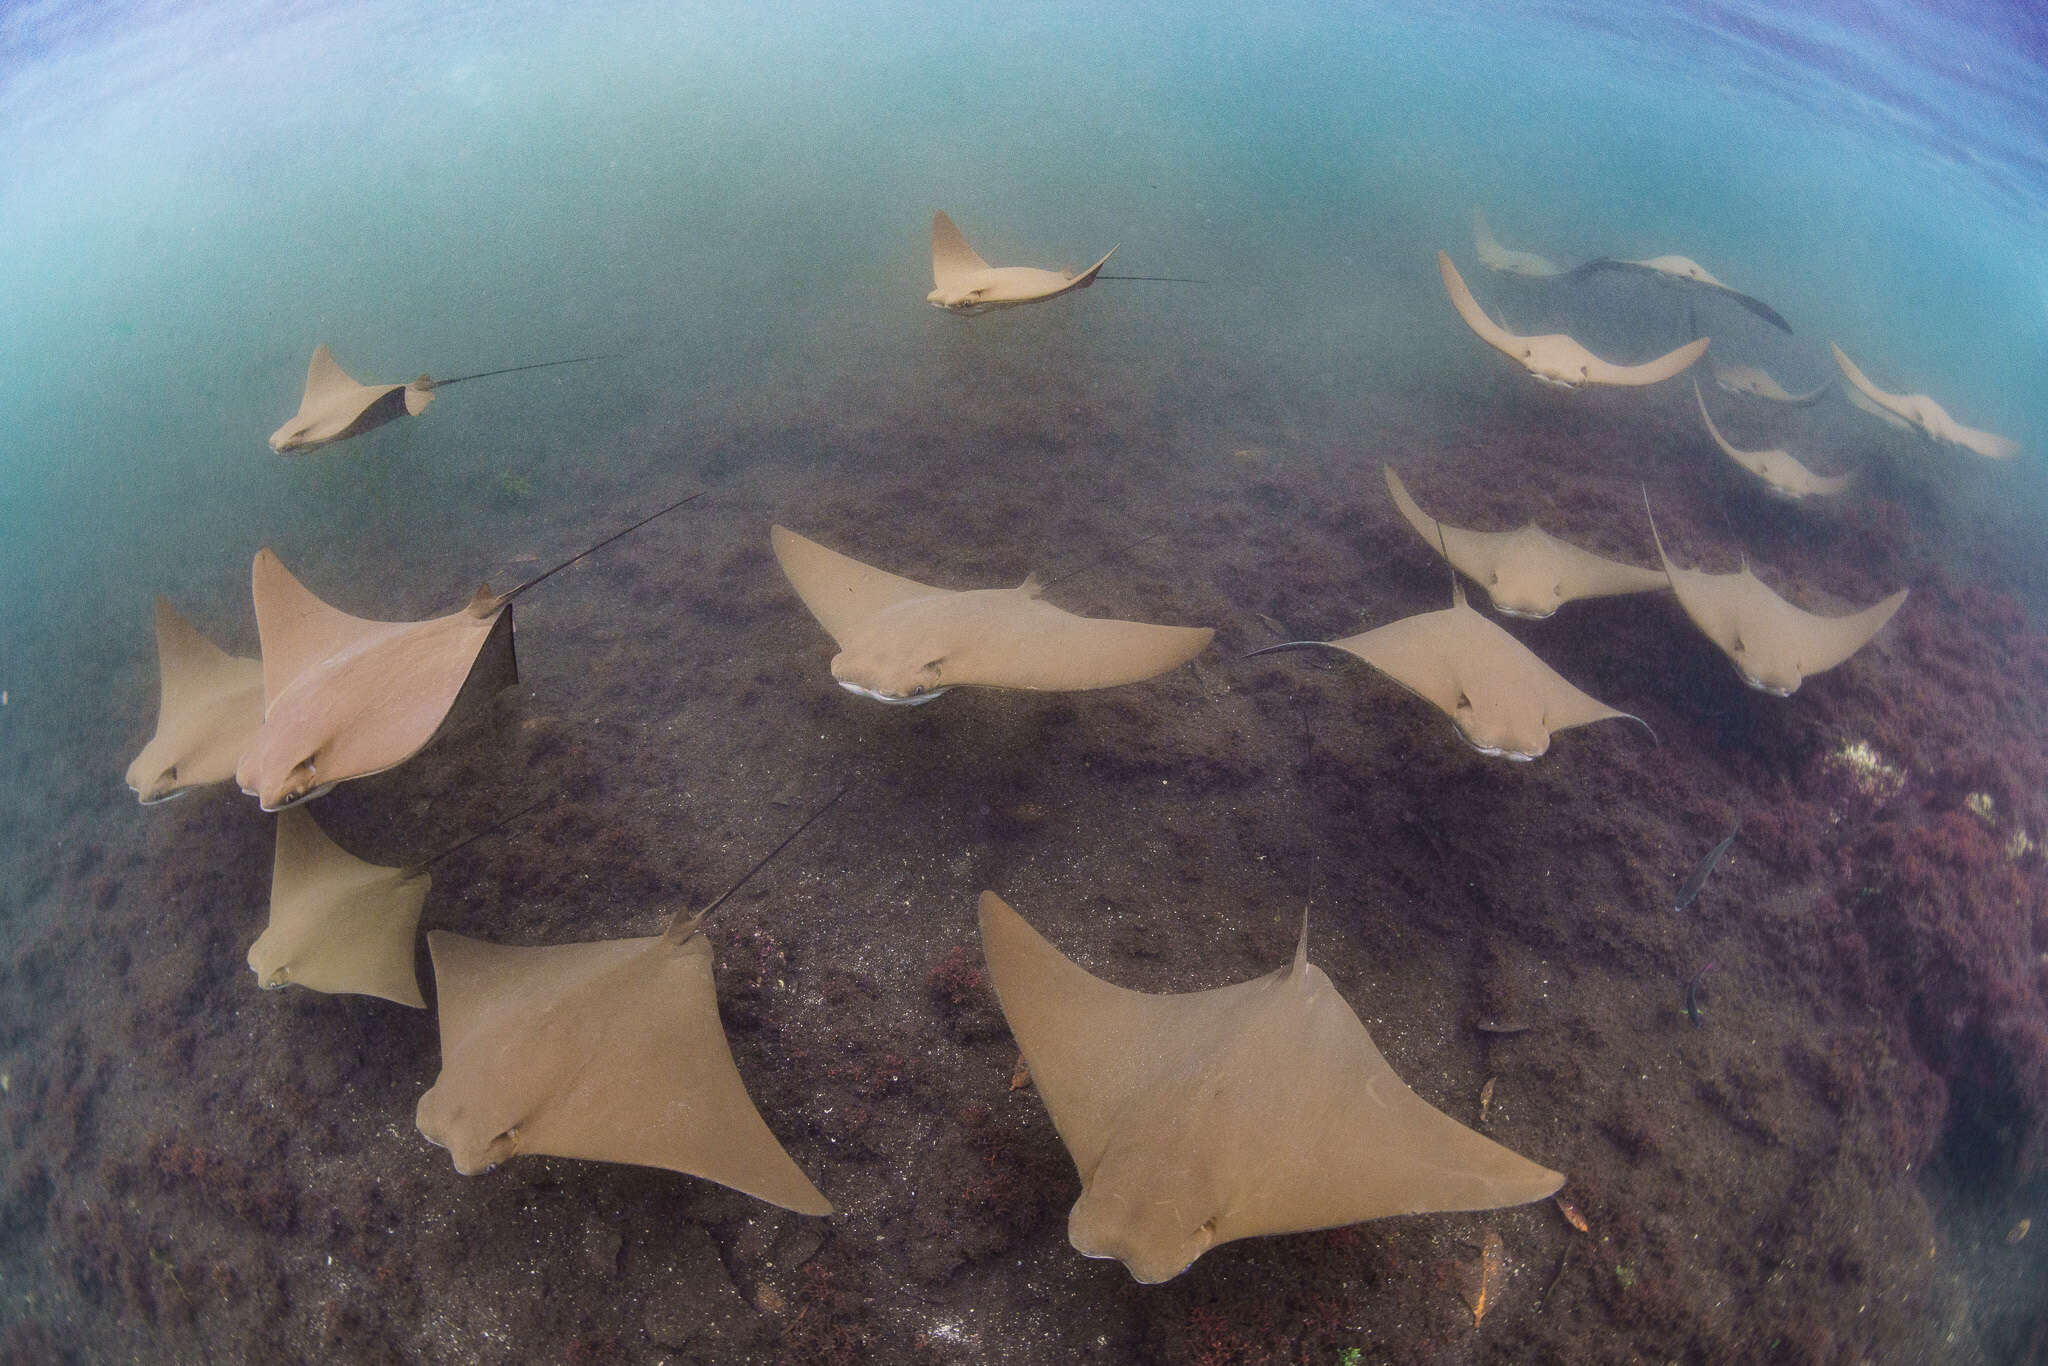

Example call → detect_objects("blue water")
3 0 2046 1355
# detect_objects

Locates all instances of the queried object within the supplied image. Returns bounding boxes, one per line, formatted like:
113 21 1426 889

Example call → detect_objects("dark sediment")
1 344 2044 1364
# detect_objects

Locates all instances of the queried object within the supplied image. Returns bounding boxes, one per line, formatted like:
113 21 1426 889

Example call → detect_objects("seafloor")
2 315 2046 1365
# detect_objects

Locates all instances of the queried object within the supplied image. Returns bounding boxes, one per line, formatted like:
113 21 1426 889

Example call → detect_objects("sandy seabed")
2 327 2045 1366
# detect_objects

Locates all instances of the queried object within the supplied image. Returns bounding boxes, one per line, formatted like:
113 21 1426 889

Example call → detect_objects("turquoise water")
4 0 2047 1356
4 1 2041 597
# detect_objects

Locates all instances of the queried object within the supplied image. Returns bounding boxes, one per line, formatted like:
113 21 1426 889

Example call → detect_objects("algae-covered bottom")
3 365 2045 1364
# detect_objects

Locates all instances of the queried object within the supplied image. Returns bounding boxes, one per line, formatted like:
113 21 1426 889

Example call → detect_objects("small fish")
1463 1230 1505 1326
1009 1053 1032 1092
1554 1195 1589 1233
1685 962 1719 1028
1478 1076 1496 1125
1473 1020 1534 1035
2008 1218 2031 1245
1672 818 1741 912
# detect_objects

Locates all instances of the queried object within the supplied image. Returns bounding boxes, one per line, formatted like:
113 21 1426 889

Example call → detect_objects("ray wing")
251 549 397 708
930 210 993 291
772 525 946 648
1579 336 1709 386
1225 965 1562 1237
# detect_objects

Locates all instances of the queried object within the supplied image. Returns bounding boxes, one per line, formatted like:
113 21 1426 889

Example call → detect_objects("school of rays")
122 198 2009 1295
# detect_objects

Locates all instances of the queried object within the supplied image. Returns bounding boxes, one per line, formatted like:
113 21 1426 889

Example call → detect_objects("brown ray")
978 890 1562 1283
234 550 517 811
248 806 428 1007
1831 343 2019 460
1643 491 1907 695
1693 381 1849 500
1384 465 1668 619
236 495 696 810
1439 252 1708 389
269 344 606 454
1251 572 1646 761
927 210 1117 313
413 915 829 1213
772 525 1212 705
1471 208 1561 277
268 345 436 453
126 596 266 804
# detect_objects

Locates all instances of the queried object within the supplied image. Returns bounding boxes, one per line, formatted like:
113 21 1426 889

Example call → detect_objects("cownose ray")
268 344 608 453
1642 489 1907 695
1830 343 2019 460
1692 381 1850 500
248 795 547 1006
1471 208 1562 277
1383 465 1668 619
236 493 700 811
126 596 265 804
412 788 847 1212
248 806 431 1007
927 210 1120 314
1707 360 1833 406
1566 254 1793 334
1251 565 1649 761
771 525 1213 705
977 890 1563 1283
1438 252 1708 390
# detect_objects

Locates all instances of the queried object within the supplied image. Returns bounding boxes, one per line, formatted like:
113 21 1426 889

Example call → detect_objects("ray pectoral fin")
770 525 943 645
1585 336 1708 386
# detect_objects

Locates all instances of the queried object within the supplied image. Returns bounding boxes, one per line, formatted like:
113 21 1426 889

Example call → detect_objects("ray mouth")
836 681 951 706
1738 672 1797 698
1529 374 1581 391
257 781 338 812
134 786 192 806
1492 603 1559 621
1461 732 1540 762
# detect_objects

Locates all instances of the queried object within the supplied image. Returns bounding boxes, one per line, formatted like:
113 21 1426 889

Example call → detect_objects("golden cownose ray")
1471 208 1562 277
977 891 1563 1283
1692 381 1850 500
1251 572 1647 761
1383 465 1668 619
414 919 829 1211
1643 491 1907 696
1437 252 1708 389
235 553 517 812
771 525 1213 705
1566 254 1793 334
1830 343 2019 460
926 210 1118 313
268 344 607 453
237 494 700 810
126 596 265 804
413 792 848 1212
248 806 429 1007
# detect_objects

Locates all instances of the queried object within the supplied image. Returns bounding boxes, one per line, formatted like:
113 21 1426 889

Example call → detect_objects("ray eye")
165 765 179 782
